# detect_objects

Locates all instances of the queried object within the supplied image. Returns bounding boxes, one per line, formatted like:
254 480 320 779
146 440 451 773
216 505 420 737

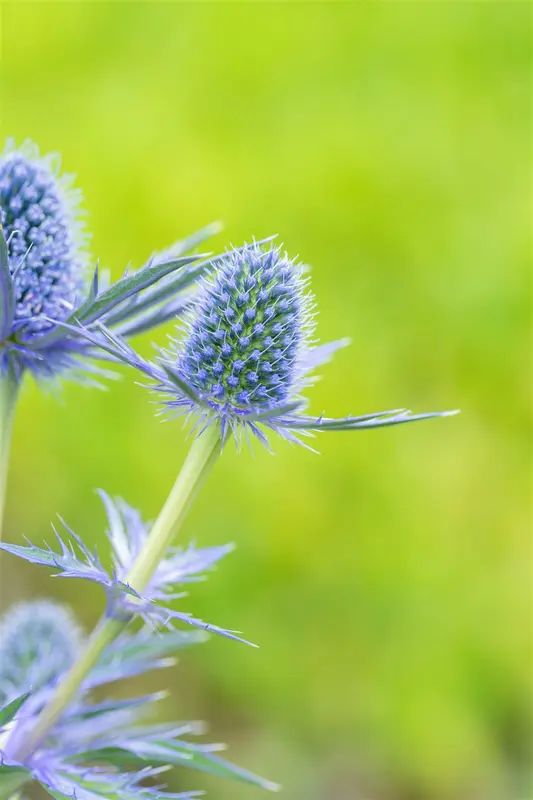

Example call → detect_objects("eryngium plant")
0 599 275 799
0 140 458 800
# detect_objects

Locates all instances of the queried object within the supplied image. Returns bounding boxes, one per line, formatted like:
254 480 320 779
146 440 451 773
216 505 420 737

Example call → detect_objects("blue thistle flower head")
0 599 82 706
85 240 456 446
177 243 314 417
0 138 88 334
0 138 223 383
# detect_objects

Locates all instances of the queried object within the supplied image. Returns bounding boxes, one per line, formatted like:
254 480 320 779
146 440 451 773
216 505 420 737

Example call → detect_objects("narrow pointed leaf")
75 255 201 326
0 692 29 728
285 409 459 431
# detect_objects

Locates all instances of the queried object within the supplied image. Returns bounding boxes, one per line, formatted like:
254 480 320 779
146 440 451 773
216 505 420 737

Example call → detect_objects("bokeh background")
0 3 531 799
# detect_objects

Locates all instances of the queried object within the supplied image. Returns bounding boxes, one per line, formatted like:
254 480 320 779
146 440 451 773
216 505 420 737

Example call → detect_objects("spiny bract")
177 243 311 414
0 139 87 333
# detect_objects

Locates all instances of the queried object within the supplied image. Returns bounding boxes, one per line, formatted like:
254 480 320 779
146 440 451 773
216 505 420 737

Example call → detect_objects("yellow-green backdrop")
1 3 531 799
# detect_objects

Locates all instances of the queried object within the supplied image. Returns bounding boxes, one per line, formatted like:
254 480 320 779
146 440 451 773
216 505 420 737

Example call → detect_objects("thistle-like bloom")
79 241 457 446
0 139 217 382
0 140 87 331
0 491 250 644
0 603 275 798
0 600 82 706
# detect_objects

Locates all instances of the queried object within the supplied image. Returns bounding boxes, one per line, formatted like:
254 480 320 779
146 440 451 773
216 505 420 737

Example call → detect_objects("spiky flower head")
0 599 82 705
0 139 88 334
177 243 313 416
85 240 456 446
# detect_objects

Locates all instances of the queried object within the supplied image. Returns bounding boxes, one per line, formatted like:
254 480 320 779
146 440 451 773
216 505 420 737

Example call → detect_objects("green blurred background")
0 2 531 799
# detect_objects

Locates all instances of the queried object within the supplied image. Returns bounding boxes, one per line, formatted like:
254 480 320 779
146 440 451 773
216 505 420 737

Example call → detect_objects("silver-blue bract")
0 491 251 645
0 600 82 706
0 139 218 382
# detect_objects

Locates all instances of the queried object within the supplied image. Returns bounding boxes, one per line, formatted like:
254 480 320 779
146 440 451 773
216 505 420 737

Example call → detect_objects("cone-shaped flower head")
0 139 221 382
177 243 313 416
0 139 87 334
0 599 82 705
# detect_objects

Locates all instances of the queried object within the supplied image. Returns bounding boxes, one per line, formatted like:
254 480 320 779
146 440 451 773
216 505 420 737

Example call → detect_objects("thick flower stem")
13 423 223 761
125 423 223 591
0 372 19 543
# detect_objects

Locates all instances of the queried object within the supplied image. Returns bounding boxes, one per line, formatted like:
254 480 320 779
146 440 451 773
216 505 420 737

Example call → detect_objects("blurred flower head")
0 599 82 706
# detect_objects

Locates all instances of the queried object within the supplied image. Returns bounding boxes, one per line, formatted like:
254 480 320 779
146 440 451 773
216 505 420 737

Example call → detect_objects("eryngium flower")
0 492 250 644
0 139 87 332
0 139 218 381
0 600 82 706
81 241 457 446
0 606 275 798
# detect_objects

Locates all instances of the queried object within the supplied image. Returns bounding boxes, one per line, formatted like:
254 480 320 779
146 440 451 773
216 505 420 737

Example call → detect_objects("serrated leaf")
0 693 29 728
0 765 32 798
31 255 200 350
0 535 109 586
76 255 200 327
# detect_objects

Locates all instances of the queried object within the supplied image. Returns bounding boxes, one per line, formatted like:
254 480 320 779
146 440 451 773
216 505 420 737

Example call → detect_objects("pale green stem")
0 373 19 543
13 423 223 761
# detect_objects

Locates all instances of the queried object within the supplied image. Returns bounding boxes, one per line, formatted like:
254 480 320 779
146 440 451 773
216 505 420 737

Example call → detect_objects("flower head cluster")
0 491 249 644
0 139 219 382
0 601 276 799
82 241 457 447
